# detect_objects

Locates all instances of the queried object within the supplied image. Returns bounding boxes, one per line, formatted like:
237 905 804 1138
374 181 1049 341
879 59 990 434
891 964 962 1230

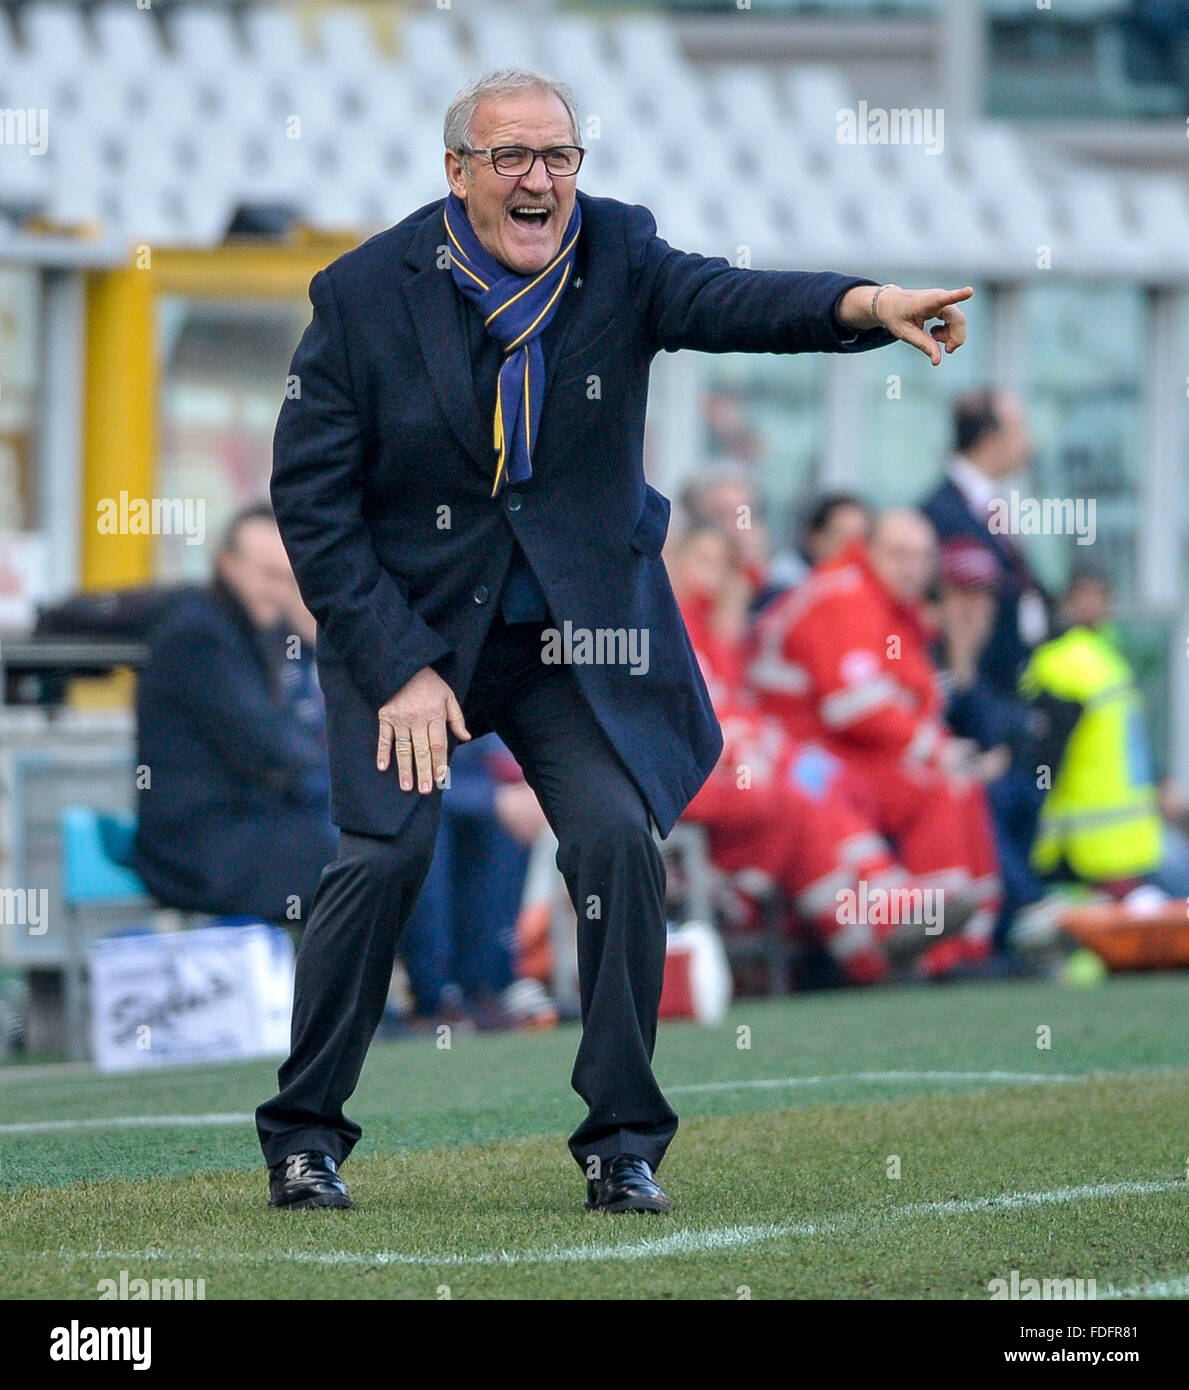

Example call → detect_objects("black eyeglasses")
456 144 585 177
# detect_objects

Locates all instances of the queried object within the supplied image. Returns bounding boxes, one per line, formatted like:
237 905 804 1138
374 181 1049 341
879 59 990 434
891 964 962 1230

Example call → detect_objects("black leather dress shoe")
268 1151 355 1210
585 1154 672 1214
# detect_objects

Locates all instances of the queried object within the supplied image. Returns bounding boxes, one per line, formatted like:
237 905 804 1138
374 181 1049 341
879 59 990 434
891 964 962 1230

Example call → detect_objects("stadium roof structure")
2 1 1188 281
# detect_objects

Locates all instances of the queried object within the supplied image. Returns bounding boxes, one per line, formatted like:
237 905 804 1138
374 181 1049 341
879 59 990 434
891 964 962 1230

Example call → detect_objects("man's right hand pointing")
377 667 471 792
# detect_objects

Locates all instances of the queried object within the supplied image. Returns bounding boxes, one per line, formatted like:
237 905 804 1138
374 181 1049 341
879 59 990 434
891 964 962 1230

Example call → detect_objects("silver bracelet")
870 283 895 325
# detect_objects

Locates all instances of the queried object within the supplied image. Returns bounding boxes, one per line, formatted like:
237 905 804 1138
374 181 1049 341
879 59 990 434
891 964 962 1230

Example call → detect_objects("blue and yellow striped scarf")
444 190 582 497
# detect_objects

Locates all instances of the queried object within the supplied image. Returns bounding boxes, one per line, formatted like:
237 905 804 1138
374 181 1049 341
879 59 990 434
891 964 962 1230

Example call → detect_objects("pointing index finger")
935 285 974 309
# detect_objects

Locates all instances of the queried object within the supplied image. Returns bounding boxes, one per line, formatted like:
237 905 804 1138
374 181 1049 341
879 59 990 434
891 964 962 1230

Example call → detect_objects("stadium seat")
782 65 855 131
397 13 469 104
1130 177 1189 266
661 821 799 996
165 4 247 74
612 15 688 89
318 5 387 74
91 1 166 67
0 4 1180 276
60 807 146 905
469 7 544 72
59 807 151 1062
243 5 313 75
20 0 94 73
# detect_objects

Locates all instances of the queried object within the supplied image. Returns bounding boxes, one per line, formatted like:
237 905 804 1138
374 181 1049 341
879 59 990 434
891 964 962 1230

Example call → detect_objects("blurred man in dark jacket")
933 538 1046 953
132 504 338 924
921 388 1049 696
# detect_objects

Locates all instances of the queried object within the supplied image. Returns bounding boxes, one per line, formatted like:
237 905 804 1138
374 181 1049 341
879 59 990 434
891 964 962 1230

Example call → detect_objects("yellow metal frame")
80 233 359 590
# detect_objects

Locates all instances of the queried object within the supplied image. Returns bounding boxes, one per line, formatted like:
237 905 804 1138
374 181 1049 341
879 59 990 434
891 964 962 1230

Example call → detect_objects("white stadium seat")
21 1 93 73
397 13 469 106
0 4 1180 276
242 6 312 74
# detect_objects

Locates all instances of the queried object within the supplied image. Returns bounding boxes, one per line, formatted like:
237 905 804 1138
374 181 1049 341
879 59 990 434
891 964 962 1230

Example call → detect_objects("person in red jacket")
669 519 932 985
748 509 1001 974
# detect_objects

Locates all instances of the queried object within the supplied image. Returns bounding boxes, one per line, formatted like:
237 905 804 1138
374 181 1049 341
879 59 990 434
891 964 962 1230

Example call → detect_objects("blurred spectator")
393 733 557 1032
278 575 331 809
1153 779 1189 898
749 509 1001 975
132 503 337 924
679 465 774 609
767 490 873 598
802 491 873 568
934 538 1047 951
1019 569 1163 896
703 391 764 468
671 519 940 986
921 388 1049 696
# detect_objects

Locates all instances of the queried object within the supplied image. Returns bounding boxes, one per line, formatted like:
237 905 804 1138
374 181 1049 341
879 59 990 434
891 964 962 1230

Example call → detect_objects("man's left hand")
839 283 973 365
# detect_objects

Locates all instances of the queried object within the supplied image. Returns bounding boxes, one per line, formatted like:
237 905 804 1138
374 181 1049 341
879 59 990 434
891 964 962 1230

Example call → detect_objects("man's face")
983 392 1034 479
444 90 578 274
217 518 294 629
1065 579 1112 629
672 530 731 601
810 503 870 564
869 516 937 604
940 583 996 642
699 481 751 529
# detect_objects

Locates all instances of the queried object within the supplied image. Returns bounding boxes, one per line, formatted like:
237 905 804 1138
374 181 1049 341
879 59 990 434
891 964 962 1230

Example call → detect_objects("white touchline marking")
1102 1274 1189 1299
28 1179 1184 1270
0 1112 252 1135
667 1070 1079 1094
1 1066 1179 1135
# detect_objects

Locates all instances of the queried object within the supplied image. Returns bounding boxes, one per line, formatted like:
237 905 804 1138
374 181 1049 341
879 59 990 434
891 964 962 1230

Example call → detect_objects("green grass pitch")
2 974 1186 1300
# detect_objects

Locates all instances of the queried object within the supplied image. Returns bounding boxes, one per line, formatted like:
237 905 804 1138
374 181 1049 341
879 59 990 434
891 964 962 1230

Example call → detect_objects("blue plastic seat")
60 806 148 905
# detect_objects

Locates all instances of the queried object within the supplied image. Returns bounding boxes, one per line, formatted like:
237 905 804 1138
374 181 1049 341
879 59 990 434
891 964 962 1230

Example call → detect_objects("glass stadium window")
850 278 990 516
986 1 1189 120
1019 281 1144 604
697 351 826 564
155 297 311 583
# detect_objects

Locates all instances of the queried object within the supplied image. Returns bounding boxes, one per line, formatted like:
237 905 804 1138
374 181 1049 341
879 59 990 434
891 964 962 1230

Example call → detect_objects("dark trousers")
398 805 526 1013
987 768 1046 951
255 612 678 1173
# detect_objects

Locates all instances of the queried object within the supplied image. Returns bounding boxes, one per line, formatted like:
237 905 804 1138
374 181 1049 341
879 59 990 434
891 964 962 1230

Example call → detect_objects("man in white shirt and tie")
922 388 1049 696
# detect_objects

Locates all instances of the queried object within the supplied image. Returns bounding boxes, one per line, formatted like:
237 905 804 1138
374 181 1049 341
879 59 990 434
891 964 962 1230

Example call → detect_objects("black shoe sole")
269 1192 356 1210
585 1195 672 1214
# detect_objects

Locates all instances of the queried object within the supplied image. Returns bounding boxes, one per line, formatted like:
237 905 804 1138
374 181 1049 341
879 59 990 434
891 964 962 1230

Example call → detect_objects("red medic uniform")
679 589 908 984
748 539 1000 970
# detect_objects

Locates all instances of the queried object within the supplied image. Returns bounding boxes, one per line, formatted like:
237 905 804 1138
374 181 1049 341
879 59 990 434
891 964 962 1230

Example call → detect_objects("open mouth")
508 205 553 228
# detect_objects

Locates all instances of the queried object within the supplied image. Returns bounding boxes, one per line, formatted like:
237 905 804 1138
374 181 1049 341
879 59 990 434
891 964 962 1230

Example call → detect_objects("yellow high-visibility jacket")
1020 626 1161 882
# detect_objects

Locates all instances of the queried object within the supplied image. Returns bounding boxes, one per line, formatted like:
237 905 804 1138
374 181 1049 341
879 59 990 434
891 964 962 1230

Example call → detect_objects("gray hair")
443 68 581 152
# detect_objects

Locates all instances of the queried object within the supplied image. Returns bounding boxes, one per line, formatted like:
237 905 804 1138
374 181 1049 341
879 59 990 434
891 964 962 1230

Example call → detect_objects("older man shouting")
257 66 971 1215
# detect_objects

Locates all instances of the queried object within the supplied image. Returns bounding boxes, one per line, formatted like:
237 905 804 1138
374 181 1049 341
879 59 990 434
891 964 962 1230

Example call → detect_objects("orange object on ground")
1059 900 1189 971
